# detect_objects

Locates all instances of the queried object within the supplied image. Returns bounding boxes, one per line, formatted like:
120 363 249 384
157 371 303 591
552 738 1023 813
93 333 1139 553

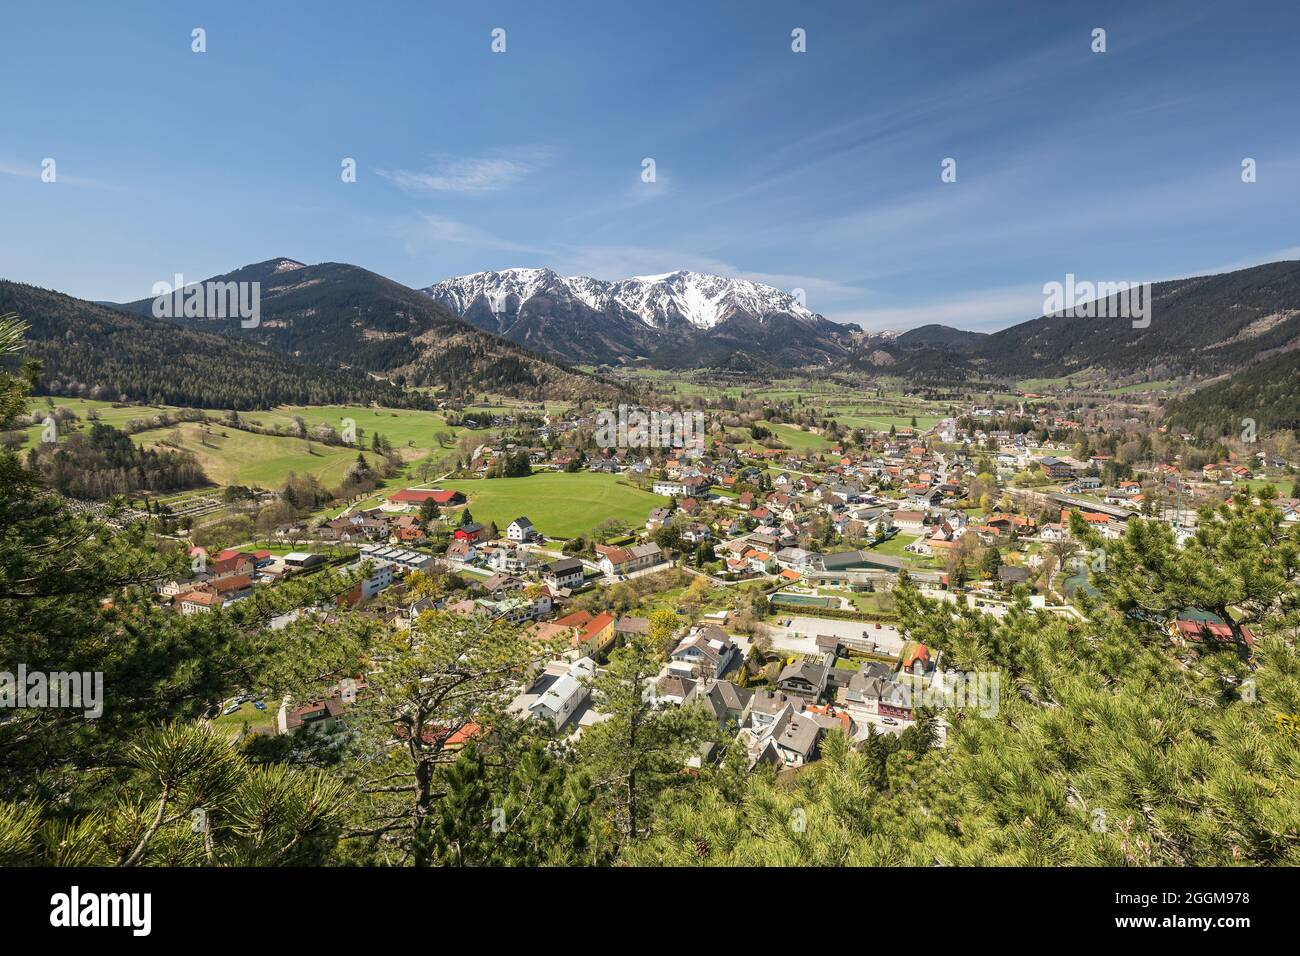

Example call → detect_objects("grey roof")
773 711 821 757
545 557 584 575
777 656 829 689
750 689 796 717
689 679 753 722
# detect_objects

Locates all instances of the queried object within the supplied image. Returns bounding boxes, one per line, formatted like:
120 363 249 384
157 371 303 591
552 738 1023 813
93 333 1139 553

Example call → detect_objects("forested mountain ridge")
114 259 624 402
0 279 428 410
846 260 1300 382
1167 347 1300 435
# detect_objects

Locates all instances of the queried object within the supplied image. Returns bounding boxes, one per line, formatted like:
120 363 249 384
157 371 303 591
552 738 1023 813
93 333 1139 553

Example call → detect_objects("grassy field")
750 421 835 452
131 423 390 489
445 472 662 539
22 398 455 490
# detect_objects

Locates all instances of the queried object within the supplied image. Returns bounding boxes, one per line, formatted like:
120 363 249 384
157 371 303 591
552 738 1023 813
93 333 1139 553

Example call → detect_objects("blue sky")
2 0 1298 330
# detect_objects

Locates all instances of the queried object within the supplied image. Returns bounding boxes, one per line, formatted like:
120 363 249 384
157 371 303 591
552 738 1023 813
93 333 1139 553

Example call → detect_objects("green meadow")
438 471 662 539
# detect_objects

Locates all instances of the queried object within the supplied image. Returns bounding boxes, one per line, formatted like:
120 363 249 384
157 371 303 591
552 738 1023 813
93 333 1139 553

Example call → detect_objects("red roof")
389 488 462 504
1175 619 1254 646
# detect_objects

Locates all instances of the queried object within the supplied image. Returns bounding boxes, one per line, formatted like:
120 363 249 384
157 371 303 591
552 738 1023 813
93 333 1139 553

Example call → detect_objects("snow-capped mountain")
422 268 851 366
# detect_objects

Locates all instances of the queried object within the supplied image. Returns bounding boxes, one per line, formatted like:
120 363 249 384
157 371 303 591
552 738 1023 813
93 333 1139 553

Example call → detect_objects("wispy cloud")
397 214 549 256
376 148 550 195
0 159 126 191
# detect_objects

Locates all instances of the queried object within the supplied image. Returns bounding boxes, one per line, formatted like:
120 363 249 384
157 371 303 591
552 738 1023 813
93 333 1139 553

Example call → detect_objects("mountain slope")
972 260 1300 378
842 260 1300 383
1166 348 1300 434
115 259 620 401
423 268 852 367
0 279 421 410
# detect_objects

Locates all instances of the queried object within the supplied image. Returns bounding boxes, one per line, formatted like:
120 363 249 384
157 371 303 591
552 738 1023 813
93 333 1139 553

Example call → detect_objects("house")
1038 456 1075 480
506 517 537 542
763 709 824 768
445 539 477 563
654 674 696 707
615 615 650 642
279 691 348 738
481 572 526 600
748 689 798 731
211 550 255 577
553 610 617 656
453 522 491 544
776 654 831 703
653 479 689 497
597 542 664 578
1170 617 1255 649
176 589 224 615
841 661 901 714
685 678 753 727
527 657 596 729
668 625 738 679
358 544 435 573
1040 522 1070 541
903 643 932 675
487 546 534 574
892 510 927 533
542 556 585 591
347 559 394 601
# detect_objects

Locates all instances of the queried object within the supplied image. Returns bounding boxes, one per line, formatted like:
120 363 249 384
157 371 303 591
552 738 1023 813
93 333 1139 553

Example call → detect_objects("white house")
652 480 689 497
528 657 595 729
507 517 536 542
542 556 585 591
352 559 394 599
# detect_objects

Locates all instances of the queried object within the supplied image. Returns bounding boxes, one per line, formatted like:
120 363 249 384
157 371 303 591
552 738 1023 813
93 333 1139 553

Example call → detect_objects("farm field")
820 405 942 431
443 472 662 539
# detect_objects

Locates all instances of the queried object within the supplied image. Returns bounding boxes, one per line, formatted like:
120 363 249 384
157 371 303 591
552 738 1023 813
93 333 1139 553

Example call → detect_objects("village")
154 390 1298 775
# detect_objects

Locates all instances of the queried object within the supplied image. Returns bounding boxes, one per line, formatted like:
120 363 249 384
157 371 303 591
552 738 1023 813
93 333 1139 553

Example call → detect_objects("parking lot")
761 615 905 658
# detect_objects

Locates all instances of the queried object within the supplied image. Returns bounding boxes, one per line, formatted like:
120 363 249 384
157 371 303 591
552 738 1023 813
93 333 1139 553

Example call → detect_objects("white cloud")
0 159 125 190
376 148 549 195
398 214 549 256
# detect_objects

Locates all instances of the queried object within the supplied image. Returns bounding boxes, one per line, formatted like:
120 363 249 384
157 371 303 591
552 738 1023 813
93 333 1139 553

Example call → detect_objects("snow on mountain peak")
423 268 820 330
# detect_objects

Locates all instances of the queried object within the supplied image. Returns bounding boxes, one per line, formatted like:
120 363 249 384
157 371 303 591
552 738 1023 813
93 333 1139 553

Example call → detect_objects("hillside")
845 260 1300 383
0 280 421 410
1166 348 1300 435
115 259 622 401
973 260 1300 378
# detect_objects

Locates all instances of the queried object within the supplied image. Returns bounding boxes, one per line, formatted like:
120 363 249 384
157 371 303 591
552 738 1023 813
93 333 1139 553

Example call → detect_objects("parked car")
881 717 899 725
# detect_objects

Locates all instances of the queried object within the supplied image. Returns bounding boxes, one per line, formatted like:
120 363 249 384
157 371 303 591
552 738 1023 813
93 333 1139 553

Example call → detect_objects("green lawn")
211 700 277 736
447 472 663 539
240 405 459 460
